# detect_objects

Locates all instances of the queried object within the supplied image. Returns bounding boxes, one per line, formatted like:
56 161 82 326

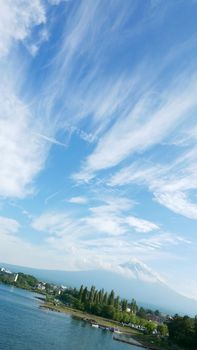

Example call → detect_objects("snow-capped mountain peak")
118 258 165 284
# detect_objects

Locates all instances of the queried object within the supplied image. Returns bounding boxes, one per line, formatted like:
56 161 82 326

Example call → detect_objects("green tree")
78 285 84 302
122 312 130 323
89 285 96 303
155 309 161 316
102 305 114 319
108 290 115 306
114 296 120 310
157 324 168 336
121 299 128 312
103 291 108 304
82 287 88 303
130 314 137 324
94 290 99 304
137 307 147 319
168 315 194 348
146 321 157 335
130 298 138 314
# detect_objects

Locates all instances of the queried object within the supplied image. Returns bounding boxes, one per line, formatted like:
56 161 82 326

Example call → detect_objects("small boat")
92 324 99 328
109 327 119 332
99 325 108 330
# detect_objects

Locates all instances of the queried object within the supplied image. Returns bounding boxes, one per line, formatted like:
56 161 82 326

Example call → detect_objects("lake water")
0 284 144 350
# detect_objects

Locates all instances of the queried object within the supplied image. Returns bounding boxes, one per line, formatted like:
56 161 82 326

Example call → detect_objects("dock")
113 333 147 348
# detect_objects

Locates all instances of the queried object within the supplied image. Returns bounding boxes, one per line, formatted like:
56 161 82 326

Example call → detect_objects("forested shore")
1 268 197 349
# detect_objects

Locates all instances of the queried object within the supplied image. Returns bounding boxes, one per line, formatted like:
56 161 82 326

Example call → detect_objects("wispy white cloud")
0 1 67 199
0 85 49 198
0 215 20 236
135 232 191 252
84 214 125 236
32 212 77 237
0 0 46 57
68 196 87 204
31 195 161 261
85 206 159 236
32 197 133 239
109 162 161 187
0 223 70 270
126 216 159 233
29 207 189 277
74 73 197 181
47 0 69 5
109 145 197 220
90 196 134 214
154 191 197 220
84 196 155 236
65 4 197 222
25 27 49 56
38 0 142 141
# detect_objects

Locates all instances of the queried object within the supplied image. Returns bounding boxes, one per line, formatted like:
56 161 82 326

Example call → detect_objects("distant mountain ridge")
1 262 197 316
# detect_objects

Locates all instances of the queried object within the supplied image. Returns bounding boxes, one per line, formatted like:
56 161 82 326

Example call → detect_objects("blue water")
0 284 143 350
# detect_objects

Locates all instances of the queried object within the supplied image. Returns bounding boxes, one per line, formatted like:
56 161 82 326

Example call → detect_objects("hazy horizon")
2 260 197 318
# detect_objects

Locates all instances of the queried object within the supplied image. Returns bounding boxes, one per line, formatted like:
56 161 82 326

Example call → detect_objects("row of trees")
60 284 138 317
59 285 167 335
3 272 197 348
59 285 197 346
0 271 39 290
16 273 39 289
167 315 197 349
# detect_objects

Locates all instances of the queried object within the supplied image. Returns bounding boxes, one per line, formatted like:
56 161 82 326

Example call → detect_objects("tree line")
59 284 197 348
0 271 38 290
2 270 197 348
167 314 197 349
59 284 168 335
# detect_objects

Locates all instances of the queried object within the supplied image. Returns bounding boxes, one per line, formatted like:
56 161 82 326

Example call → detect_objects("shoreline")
40 302 176 350
0 284 172 350
40 302 147 348
40 302 138 333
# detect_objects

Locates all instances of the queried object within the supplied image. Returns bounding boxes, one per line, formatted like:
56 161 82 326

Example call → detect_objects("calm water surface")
0 284 144 350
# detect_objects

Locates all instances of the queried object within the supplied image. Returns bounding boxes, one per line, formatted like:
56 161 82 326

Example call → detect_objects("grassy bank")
40 301 140 335
40 302 180 350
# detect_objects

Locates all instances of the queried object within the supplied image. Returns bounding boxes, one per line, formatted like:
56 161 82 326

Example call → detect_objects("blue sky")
0 0 197 301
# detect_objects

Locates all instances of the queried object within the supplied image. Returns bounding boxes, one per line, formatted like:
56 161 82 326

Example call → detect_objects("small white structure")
37 282 46 291
61 285 67 290
1 267 12 274
14 273 18 282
